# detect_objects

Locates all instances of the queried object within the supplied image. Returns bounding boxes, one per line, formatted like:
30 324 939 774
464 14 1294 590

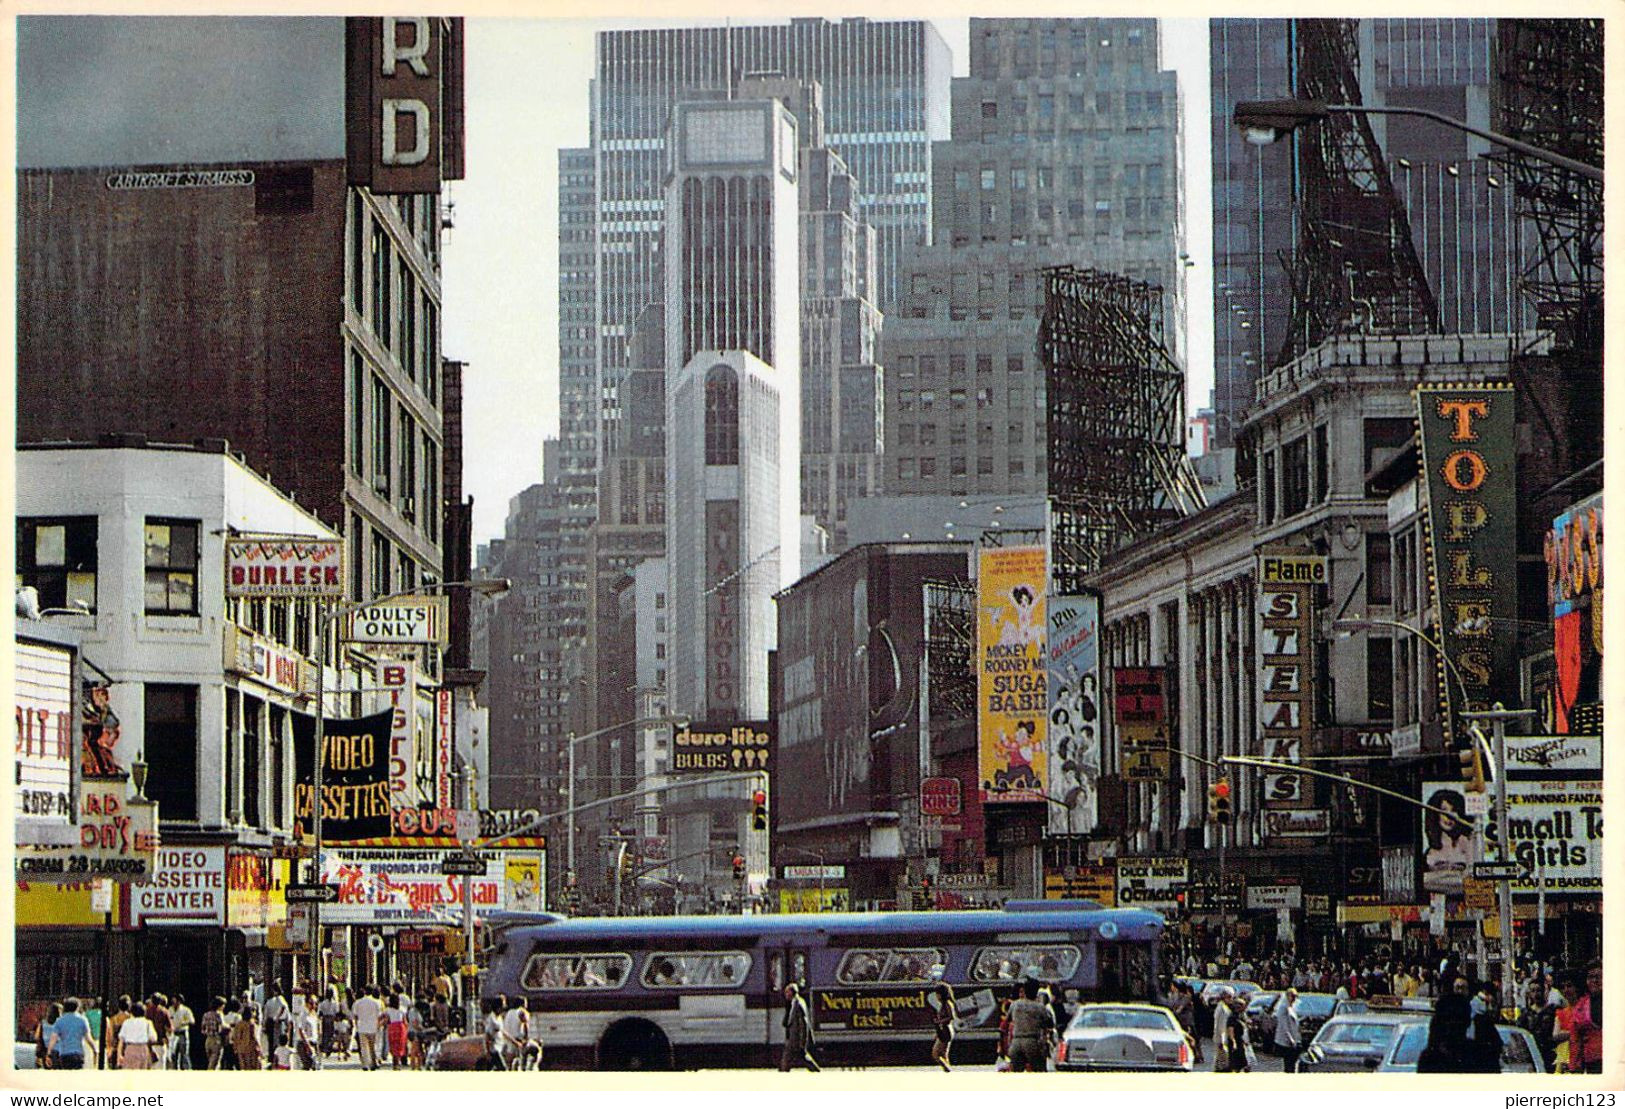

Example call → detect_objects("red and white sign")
436 690 454 811
920 776 963 817
320 847 541 925
378 660 417 811
132 846 226 926
224 626 304 695
225 539 344 598
15 639 77 842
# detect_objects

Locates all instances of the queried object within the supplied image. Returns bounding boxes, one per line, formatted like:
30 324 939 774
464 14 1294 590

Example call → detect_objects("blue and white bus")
481 900 1165 1070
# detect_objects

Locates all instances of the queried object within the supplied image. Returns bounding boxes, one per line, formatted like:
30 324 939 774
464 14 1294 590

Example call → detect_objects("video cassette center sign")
1257 552 1323 811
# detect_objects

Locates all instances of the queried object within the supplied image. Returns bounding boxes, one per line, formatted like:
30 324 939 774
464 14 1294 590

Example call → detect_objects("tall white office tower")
664 98 802 723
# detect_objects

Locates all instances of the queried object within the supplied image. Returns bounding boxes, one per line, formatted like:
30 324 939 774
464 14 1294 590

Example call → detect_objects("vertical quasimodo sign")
1416 383 1519 734
347 17 466 195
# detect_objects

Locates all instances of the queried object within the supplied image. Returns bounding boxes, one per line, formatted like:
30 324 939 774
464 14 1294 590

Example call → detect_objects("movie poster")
1046 593 1100 832
977 546 1047 804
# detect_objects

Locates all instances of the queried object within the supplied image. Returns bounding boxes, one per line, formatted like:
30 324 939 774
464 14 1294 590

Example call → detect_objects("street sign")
455 810 480 846
441 854 486 876
285 883 341 904
90 880 114 914
342 595 449 646
1473 861 1523 882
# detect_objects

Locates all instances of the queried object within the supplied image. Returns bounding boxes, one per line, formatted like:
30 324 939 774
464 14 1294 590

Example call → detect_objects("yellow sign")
505 855 544 913
977 546 1048 804
1462 877 1495 912
15 880 121 926
1044 869 1116 906
779 887 849 914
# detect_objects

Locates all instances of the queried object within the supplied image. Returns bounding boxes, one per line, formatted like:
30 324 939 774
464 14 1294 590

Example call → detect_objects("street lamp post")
565 716 689 892
1462 704 1537 1015
307 577 508 1006
1233 98 1603 183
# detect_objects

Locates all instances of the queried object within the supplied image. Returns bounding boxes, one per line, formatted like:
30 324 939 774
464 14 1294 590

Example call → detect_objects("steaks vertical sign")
1257 551 1323 812
1416 383 1519 734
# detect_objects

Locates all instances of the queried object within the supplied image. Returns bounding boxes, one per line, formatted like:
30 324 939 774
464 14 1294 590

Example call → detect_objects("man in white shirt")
351 986 383 1072
501 997 531 1070
168 994 195 1069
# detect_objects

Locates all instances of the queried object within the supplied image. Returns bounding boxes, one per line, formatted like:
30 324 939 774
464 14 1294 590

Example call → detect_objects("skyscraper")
663 97 803 722
1209 17 1535 448
883 18 1186 499
555 19 951 590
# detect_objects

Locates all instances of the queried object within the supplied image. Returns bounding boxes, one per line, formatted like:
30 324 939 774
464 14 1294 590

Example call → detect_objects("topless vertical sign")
1416 383 1519 734
1257 551 1322 811
977 546 1047 804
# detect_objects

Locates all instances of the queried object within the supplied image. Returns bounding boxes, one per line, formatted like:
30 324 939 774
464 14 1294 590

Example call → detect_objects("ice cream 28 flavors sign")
977 546 1048 804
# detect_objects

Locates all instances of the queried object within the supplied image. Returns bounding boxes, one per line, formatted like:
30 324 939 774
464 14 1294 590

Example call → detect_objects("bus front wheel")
598 1019 673 1071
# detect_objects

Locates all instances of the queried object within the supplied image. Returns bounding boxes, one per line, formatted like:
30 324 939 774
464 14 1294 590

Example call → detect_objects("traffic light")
914 875 934 911
731 853 746 881
1207 779 1233 824
751 787 769 832
1459 744 1486 793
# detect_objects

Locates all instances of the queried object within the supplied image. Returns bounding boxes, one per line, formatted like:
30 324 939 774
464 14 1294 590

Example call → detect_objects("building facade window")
1366 637 1394 721
242 694 262 828
17 516 98 613
1366 533 1393 606
372 376 392 497
146 684 199 822
704 365 740 465
144 518 200 615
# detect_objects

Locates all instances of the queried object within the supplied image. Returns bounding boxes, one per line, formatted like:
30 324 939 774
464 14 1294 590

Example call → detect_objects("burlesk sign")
224 538 344 597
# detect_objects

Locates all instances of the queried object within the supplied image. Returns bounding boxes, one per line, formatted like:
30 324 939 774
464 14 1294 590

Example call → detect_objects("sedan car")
1200 980 1263 1006
1297 1012 1431 1073
1055 1003 1194 1072
1377 1021 1545 1074
1243 992 1280 1048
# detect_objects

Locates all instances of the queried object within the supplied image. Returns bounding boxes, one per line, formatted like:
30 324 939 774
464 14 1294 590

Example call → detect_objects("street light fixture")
1233 98 1603 183
565 715 690 881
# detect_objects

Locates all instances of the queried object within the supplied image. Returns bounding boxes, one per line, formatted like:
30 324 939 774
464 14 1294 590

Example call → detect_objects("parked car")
1298 1011 1432 1073
1054 1003 1194 1072
1376 1022 1545 1074
1334 995 1434 1018
1200 980 1263 1005
1243 991 1281 1048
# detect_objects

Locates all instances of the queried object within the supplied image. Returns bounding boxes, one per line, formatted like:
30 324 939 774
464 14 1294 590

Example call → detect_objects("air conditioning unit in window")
373 476 389 496
402 496 416 518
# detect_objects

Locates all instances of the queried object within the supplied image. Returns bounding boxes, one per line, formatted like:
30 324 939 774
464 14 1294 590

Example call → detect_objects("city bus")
481 900 1165 1070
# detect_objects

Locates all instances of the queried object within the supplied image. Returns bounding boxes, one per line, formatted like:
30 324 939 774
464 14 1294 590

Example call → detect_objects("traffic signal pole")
1463 705 1536 1014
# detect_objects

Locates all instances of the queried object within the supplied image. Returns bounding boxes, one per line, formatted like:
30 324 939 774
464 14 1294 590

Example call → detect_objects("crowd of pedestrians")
1161 943 1603 1075
27 973 473 1073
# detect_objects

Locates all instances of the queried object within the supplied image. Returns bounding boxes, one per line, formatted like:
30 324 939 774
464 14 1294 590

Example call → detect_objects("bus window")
836 949 947 985
643 952 752 989
1094 943 1152 1000
521 952 633 991
971 945 1081 983
791 951 808 987
768 952 785 993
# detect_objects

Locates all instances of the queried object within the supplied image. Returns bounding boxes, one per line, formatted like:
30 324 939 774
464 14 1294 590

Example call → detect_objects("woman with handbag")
36 1003 62 1070
117 1002 159 1071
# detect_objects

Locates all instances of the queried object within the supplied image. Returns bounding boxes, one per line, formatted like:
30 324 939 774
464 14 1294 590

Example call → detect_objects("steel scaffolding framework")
1041 266 1204 594
922 577 977 725
1491 19 1603 358
1277 18 1439 366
